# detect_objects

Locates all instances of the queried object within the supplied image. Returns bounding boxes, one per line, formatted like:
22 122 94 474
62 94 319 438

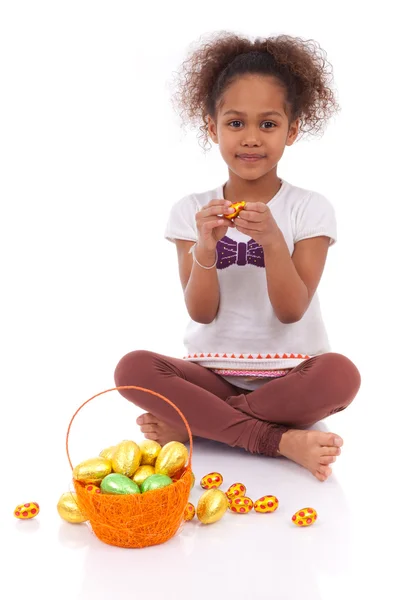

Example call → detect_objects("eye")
228 120 242 128
261 121 276 129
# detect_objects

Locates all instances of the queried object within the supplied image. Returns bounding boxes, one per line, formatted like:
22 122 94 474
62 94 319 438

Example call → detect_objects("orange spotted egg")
184 502 196 521
292 507 318 527
85 484 101 494
228 496 253 514
226 483 246 499
200 472 223 490
14 502 40 519
254 495 279 513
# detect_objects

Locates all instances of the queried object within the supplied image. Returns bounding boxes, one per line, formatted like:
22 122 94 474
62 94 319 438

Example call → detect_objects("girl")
114 32 361 482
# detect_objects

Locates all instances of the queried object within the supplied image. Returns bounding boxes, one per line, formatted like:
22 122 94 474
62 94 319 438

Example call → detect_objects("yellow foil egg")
226 482 246 499
200 472 223 490
254 495 279 513
132 465 155 486
14 502 40 519
292 507 318 527
225 200 246 219
228 496 253 514
57 492 87 524
155 441 188 478
139 440 162 466
183 502 196 521
84 484 101 495
99 446 115 461
112 440 142 477
197 489 229 524
72 457 112 484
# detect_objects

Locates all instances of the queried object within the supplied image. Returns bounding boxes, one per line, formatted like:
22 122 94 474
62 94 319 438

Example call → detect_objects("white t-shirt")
164 178 337 390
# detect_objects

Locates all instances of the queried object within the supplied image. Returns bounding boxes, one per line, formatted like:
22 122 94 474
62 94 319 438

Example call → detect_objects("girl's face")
207 74 299 181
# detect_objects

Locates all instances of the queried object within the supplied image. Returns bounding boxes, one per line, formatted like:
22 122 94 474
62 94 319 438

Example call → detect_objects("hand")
195 199 235 252
233 202 280 247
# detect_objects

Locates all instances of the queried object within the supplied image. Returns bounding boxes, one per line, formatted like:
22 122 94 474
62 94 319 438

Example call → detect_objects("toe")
315 471 327 482
317 465 332 477
319 455 336 465
321 446 341 456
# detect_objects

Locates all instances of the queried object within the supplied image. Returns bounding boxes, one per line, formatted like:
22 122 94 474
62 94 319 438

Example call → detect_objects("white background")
0 1 398 599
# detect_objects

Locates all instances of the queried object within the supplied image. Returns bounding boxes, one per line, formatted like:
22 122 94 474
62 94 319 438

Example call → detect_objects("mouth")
237 154 266 162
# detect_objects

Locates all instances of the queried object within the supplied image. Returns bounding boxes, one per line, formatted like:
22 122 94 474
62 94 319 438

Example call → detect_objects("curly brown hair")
171 31 340 150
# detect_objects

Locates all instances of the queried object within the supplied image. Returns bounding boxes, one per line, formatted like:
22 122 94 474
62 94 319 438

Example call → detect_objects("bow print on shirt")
216 236 265 270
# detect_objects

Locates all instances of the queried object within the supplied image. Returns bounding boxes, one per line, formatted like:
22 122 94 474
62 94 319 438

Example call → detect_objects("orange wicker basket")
66 385 193 549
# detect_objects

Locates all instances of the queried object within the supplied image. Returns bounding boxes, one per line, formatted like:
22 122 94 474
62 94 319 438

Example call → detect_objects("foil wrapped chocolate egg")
140 474 173 493
57 492 87 523
228 496 253 514
99 446 115 461
200 472 223 490
132 465 155 486
139 440 162 466
225 201 246 219
183 502 196 521
155 441 188 478
226 482 246 499
254 495 279 513
72 457 112 484
85 484 101 495
14 502 40 519
197 489 229 524
292 507 318 527
101 473 141 495
112 440 141 477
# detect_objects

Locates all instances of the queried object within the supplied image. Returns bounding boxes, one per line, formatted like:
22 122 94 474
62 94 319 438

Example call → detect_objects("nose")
241 127 262 147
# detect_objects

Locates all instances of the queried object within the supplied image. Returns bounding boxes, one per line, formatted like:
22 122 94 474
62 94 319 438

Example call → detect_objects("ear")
207 115 219 144
286 118 300 147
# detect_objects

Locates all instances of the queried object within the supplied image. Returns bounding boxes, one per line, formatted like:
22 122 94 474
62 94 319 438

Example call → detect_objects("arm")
263 231 330 323
175 240 220 324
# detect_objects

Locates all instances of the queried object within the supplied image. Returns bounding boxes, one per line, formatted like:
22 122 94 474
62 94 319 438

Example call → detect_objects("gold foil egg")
155 441 188 478
85 484 101 495
226 482 246 499
200 472 223 489
254 495 279 513
14 502 40 519
228 496 253 514
183 502 196 521
225 201 246 219
99 446 115 461
196 489 229 524
132 465 155 486
292 507 318 527
139 439 162 466
112 440 141 477
57 492 87 523
72 457 112 484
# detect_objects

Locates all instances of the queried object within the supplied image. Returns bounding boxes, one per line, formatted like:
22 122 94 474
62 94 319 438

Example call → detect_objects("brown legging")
114 351 361 457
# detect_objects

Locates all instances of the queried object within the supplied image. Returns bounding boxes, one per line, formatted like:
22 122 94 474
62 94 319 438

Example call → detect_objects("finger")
203 218 227 231
203 199 232 211
200 205 235 218
140 424 157 433
243 201 268 213
234 221 263 235
235 210 264 223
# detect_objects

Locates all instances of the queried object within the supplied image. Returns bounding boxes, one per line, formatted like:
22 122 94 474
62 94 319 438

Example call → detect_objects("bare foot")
136 413 189 446
278 429 343 482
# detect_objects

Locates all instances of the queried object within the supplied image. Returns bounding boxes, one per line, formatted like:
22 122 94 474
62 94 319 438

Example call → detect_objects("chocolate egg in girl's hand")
225 201 246 219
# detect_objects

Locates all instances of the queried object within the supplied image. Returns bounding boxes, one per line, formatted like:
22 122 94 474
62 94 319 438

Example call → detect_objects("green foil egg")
140 474 173 493
100 473 141 495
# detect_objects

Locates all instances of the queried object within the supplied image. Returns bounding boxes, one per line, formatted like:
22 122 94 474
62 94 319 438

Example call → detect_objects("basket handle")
66 385 193 470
